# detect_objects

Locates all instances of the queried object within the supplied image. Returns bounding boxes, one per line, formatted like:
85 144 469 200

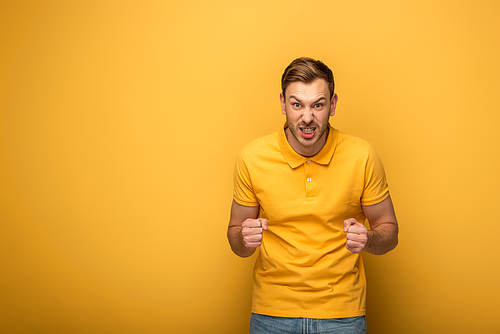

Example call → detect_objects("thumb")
259 218 268 231
343 218 358 233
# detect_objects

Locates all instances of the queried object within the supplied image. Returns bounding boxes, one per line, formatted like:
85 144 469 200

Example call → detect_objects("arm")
344 195 399 255
227 200 268 258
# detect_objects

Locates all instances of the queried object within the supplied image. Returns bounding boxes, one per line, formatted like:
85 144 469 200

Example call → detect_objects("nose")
302 107 314 124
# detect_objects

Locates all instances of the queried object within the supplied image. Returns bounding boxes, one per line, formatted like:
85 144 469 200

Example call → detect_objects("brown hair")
281 57 335 98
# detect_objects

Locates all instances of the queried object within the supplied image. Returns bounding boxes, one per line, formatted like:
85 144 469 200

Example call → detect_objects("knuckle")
242 218 256 226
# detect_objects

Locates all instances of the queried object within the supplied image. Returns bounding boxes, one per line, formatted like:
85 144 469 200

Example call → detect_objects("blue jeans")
249 313 366 334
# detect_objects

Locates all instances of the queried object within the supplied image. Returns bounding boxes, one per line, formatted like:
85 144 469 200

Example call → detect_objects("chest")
250 157 366 224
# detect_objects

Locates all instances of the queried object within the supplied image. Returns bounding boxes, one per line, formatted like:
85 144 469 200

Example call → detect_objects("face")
280 78 338 157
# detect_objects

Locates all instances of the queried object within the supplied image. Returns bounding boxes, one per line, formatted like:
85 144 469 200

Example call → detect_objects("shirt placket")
304 159 316 201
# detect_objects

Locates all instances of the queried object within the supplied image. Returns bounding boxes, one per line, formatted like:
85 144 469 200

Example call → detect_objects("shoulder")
335 130 374 157
239 131 281 159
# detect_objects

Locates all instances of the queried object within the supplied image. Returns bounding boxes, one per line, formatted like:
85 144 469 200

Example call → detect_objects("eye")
293 103 301 108
314 104 323 109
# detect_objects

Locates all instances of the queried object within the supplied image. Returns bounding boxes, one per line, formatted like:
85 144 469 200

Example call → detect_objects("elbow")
384 224 399 254
387 237 398 253
384 234 399 254
370 233 398 255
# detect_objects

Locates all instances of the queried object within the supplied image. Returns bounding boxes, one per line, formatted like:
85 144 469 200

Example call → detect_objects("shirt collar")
278 123 338 169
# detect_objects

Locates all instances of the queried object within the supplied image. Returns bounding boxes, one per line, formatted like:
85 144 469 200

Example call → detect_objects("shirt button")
307 177 312 182
306 160 311 164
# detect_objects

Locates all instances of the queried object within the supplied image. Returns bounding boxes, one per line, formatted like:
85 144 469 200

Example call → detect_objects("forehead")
285 79 330 100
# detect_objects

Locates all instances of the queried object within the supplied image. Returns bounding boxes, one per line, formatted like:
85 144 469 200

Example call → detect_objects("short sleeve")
361 145 390 206
233 148 259 206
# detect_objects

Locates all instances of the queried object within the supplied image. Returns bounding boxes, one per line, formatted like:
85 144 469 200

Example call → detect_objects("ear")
329 93 338 117
280 92 286 115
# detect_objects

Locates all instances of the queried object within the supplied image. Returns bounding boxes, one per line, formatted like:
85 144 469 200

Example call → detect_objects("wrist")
363 230 374 252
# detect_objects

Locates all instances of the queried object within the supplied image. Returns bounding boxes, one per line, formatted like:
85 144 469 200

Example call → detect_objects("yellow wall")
1 1 499 333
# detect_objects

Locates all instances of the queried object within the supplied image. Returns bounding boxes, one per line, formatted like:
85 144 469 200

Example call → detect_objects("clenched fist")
241 218 268 249
344 218 368 254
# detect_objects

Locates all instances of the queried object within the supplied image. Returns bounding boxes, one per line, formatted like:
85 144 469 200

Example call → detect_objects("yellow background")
1 1 499 333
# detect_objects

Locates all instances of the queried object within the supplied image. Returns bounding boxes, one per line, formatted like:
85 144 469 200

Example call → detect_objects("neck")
285 127 329 157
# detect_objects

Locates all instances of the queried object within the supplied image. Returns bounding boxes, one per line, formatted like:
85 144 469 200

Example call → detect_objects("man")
227 57 398 334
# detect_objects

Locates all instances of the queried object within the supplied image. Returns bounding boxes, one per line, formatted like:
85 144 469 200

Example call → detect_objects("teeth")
302 128 314 133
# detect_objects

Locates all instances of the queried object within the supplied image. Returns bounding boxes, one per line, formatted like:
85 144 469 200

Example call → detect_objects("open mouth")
300 127 316 138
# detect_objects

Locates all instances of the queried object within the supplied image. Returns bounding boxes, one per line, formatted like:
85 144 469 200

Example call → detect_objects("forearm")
227 225 256 258
363 223 398 255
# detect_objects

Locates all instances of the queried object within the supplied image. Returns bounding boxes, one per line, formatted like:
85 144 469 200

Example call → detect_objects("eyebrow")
289 95 326 104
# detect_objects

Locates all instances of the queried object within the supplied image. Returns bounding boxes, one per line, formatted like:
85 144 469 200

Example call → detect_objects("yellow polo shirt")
233 124 389 319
